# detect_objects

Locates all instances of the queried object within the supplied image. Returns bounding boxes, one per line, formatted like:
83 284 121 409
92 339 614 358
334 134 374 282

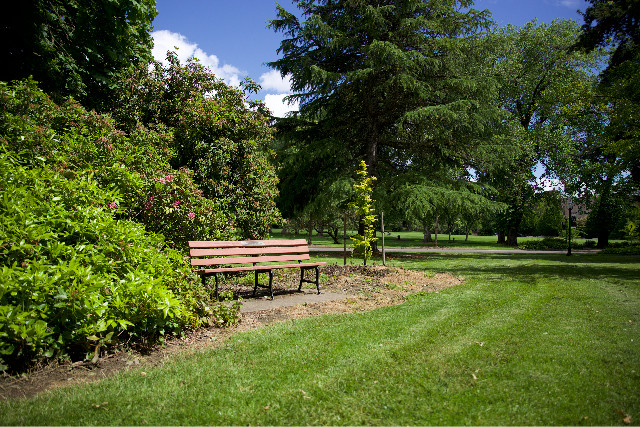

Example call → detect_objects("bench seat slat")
191 254 310 267
190 246 309 257
189 239 308 249
195 262 326 274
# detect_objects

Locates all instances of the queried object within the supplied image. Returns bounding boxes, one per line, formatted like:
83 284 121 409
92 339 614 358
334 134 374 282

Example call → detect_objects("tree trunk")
434 216 439 247
423 225 432 242
465 228 470 241
497 231 505 244
596 225 610 249
506 227 518 247
327 225 340 244
307 214 313 245
506 211 523 247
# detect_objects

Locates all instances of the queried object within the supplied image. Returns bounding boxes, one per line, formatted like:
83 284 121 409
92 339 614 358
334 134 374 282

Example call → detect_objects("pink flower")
166 174 174 182
188 212 195 220
108 201 118 209
172 200 180 208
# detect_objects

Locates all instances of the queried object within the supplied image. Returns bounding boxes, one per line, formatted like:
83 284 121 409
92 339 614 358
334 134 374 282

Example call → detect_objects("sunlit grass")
271 228 614 250
1 253 638 425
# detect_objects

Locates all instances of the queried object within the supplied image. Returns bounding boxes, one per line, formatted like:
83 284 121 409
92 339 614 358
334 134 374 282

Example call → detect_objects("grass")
1 253 639 425
271 228 615 250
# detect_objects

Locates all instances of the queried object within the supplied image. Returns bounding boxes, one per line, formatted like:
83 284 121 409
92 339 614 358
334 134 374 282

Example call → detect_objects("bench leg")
214 272 219 300
253 270 259 296
268 270 274 300
253 270 275 300
201 273 220 300
298 266 321 295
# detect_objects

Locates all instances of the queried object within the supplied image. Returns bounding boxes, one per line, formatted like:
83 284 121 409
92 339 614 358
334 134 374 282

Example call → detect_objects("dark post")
343 212 347 266
567 200 573 256
381 211 386 266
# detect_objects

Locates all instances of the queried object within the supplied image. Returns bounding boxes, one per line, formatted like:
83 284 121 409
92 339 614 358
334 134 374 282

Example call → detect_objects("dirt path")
0 265 463 401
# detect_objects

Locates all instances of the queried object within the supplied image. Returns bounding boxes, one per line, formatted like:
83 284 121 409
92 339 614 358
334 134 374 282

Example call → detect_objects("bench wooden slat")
195 262 325 274
191 254 310 267
188 239 308 249
190 246 309 257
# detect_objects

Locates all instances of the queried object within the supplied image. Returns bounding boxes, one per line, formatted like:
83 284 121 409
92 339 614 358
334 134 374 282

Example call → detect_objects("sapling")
349 161 377 265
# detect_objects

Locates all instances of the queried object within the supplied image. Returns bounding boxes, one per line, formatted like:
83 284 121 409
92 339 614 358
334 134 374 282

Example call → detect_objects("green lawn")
1 253 638 425
271 228 608 249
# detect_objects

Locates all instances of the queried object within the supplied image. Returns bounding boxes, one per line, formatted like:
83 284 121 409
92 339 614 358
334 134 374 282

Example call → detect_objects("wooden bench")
188 239 326 299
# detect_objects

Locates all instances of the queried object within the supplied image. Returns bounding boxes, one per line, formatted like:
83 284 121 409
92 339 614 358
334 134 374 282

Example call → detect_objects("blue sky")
152 0 588 117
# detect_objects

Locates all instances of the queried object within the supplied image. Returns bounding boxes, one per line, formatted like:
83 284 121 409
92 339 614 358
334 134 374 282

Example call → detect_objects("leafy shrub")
519 238 567 250
0 151 220 371
110 53 281 238
519 238 599 250
0 79 234 247
600 245 640 255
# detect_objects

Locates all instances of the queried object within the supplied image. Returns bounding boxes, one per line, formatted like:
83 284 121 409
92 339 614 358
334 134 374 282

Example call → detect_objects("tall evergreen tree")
269 0 498 184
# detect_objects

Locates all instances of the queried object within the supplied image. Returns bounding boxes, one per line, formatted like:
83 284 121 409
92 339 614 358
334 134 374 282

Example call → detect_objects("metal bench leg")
315 266 321 294
268 270 274 300
298 267 321 294
253 270 259 296
214 272 219 300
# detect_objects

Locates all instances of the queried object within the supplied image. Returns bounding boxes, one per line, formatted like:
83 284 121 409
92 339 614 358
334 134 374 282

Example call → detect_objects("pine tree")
269 0 497 179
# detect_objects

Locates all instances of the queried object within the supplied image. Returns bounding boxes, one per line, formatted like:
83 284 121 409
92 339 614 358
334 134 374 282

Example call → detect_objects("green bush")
0 79 233 247
519 238 599 250
0 151 221 371
110 53 281 239
600 245 640 255
519 237 568 250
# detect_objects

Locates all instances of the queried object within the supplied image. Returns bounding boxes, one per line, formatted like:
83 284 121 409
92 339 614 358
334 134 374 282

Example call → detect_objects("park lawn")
1 253 638 425
271 228 609 250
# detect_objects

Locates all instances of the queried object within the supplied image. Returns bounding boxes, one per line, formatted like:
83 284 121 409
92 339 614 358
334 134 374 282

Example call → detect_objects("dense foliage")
0 77 270 371
0 150 214 371
0 79 230 247
0 0 157 108
475 19 601 246
108 52 281 239
269 0 499 205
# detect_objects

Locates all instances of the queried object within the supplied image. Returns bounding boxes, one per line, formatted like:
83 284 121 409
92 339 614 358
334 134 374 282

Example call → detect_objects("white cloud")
152 30 300 117
550 0 580 8
259 70 293 93
151 30 244 87
264 94 299 118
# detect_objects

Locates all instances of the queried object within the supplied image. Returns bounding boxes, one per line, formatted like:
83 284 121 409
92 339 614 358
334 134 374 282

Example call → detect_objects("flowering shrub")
110 53 281 239
0 151 222 371
0 79 238 248
134 169 236 246
0 81 247 371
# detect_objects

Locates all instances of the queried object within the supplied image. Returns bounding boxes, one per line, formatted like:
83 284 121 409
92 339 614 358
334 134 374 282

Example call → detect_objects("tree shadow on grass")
387 253 640 283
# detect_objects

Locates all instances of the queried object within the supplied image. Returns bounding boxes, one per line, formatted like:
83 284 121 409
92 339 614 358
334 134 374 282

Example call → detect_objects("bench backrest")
188 239 312 267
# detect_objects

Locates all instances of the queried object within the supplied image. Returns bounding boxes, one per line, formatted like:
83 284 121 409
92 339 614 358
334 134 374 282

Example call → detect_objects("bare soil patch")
0 265 462 400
